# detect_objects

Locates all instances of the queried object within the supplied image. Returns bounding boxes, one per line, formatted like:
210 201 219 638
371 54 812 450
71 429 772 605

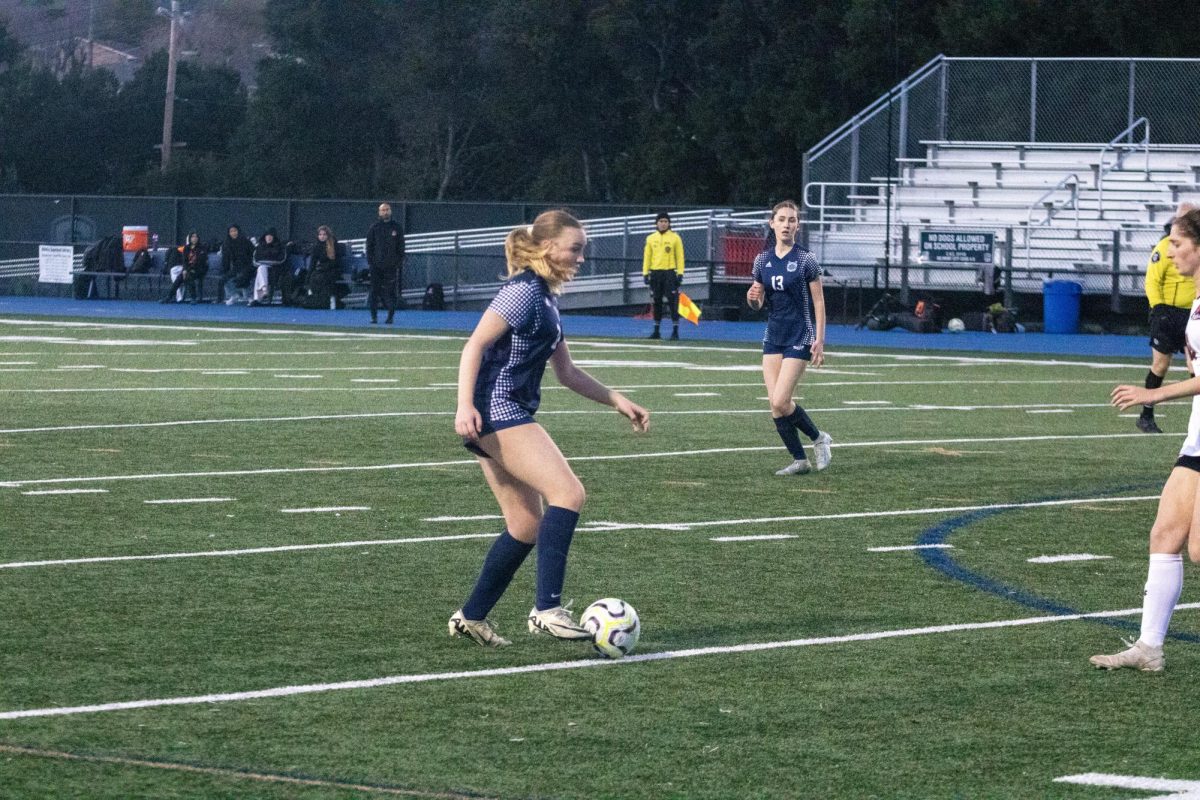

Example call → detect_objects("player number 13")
771 275 784 291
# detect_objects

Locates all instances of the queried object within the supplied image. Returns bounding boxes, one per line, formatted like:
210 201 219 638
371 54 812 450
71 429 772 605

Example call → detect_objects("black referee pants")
649 271 679 323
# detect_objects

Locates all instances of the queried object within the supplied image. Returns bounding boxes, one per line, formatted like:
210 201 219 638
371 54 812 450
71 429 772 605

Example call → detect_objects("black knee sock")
1144 371 1164 416
774 416 807 460
787 405 820 441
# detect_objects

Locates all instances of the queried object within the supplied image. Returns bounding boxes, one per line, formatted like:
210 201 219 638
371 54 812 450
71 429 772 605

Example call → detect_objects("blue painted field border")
916 484 1200 643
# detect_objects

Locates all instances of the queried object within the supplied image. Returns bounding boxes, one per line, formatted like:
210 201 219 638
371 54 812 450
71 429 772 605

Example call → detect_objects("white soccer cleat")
527 604 591 640
449 609 511 648
775 458 812 476
1089 638 1164 672
813 432 833 471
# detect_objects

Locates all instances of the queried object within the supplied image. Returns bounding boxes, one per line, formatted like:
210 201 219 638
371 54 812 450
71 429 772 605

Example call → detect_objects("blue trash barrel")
1043 280 1082 334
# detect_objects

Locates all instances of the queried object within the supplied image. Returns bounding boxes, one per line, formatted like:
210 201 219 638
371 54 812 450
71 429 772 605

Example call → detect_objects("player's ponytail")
503 209 583 293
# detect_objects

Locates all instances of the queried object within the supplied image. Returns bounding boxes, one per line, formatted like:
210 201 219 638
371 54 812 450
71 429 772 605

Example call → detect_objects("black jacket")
254 231 286 265
366 219 405 271
221 234 255 278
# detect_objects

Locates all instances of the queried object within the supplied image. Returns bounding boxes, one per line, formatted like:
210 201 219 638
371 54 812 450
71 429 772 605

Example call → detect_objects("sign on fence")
38 245 74 284
918 231 995 264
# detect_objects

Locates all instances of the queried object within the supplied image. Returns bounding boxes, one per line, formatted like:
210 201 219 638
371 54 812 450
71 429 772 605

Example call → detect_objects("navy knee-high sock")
774 416 807 460
787 404 820 441
535 505 580 611
462 531 533 620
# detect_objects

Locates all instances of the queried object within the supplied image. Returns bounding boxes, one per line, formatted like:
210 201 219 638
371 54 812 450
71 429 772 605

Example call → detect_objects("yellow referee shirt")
643 230 685 277
1145 236 1195 309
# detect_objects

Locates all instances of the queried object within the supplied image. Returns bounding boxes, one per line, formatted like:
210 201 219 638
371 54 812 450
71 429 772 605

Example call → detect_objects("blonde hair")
503 209 583 293
317 225 336 260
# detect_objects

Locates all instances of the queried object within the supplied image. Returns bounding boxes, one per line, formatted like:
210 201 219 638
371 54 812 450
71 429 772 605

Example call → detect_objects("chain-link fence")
804 56 1200 201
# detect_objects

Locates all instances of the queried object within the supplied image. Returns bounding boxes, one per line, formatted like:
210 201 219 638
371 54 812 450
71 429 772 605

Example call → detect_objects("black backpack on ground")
422 282 445 311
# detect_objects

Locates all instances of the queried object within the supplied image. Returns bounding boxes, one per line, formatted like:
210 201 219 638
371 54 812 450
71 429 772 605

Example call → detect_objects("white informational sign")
38 245 76 284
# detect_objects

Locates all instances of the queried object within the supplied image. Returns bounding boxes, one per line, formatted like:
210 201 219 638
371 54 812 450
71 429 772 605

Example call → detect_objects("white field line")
0 434 1168 488
1054 773 1200 794
0 404 1119 436
0 532 500 571
272 374 323 379
20 488 108 496
110 366 461 373
279 506 370 514
143 497 234 505
572 494 1161 533
0 318 463 341
0 494 1158 572
0 745 485 800
422 514 504 522
867 544 955 552
710 534 798 542
1 603 1193 721
0 319 1157 369
1027 554 1113 564
1025 409 1073 414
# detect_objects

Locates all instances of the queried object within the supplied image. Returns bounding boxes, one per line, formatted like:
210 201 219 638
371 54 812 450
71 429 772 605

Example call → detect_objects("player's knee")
769 398 793 417
549 478 586 512
1149 523 1186 553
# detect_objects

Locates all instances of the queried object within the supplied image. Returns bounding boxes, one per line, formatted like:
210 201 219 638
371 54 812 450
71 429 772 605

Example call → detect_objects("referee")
643 212 685 340
1140 217 1194 433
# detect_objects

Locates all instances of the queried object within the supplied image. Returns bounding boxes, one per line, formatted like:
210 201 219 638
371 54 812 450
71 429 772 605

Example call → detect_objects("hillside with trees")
0 0 1196 204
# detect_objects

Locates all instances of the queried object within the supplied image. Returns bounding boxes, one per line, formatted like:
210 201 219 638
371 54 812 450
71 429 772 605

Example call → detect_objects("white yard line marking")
280 506 370 514
1027 554 1112 564
0 402 1129 437
272 374 323 379
20 488 109 496
0 361 35 365
1 603 1192 721
573 495 1160 533
843 400 893 405
673 392 721 397
867 544 955 552
200 370 249 375
0 533 499 571
1055 773 1200 796
0 745 480 800
351 379 400 383
143 497 234 505
422 514 504 522
56 365 105 370
710 534 797 542
1026 409 1074 414
0 434 1167 488
0 494 1157 572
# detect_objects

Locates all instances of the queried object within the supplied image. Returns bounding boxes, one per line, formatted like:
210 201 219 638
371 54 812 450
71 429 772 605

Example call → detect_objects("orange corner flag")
678 291 702 325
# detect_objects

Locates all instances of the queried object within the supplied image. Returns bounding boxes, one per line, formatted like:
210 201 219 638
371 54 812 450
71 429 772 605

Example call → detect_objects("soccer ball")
947 317 965 333
580 598 640 659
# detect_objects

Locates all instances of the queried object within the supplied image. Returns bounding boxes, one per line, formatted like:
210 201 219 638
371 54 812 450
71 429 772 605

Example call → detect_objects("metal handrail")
1096 117 1152 213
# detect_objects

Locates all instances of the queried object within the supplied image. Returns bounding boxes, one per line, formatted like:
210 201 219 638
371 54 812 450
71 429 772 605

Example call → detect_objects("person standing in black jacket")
220 224 255 305
366 202 405 324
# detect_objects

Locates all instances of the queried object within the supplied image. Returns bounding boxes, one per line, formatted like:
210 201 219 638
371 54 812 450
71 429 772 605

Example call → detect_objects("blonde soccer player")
449 210 650 648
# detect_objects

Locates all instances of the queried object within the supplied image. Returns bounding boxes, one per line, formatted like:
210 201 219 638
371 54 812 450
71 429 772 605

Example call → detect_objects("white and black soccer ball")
580 598 640 659
947 317 965 333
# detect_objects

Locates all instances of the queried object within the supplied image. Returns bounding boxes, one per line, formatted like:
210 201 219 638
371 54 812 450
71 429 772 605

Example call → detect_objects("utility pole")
160 0 180 172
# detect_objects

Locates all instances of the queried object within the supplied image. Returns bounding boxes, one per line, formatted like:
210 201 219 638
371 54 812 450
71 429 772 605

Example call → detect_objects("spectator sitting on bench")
161 232 208 303
221 224 255 305
302 225 348 309
250 227 287 306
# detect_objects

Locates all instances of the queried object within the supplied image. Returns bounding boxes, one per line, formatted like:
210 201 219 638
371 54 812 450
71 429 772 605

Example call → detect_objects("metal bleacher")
804 135 1200 299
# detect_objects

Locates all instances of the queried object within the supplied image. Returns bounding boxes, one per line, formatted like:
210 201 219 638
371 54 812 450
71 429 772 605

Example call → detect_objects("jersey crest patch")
1152 251 1161 263
786 261 798 272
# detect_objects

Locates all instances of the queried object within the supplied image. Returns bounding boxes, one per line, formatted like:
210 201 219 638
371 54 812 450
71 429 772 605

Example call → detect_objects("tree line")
0 0 1194 205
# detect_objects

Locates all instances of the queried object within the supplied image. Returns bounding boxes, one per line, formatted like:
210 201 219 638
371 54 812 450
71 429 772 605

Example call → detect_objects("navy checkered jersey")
751 245 823 347
475 271 563 422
